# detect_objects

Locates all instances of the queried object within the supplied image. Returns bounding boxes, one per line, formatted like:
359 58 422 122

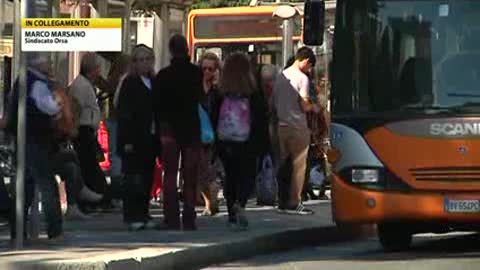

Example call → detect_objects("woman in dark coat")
117 44 158 231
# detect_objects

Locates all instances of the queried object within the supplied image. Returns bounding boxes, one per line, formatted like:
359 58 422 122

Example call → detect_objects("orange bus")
304 0 480 251
187 6 303 65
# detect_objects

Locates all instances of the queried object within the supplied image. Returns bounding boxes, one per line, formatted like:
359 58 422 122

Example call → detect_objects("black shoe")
276 201 288 213
318 195 329 200
155 223 181 231
257 200 276 206
183 223 197 231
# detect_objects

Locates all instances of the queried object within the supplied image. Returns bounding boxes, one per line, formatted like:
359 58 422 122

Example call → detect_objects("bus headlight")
351 169 380 183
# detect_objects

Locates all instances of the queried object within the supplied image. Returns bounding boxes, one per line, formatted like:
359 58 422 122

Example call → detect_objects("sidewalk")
0 201 349 270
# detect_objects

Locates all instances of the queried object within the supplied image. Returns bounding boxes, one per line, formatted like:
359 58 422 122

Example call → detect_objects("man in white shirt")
69 53 111 210
272 47 318 215
69 53 101 131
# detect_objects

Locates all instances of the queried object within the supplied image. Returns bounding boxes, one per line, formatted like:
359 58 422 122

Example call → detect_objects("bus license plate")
444 198 480 213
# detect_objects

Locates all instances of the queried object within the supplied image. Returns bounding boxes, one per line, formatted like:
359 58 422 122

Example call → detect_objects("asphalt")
205 231 480 270
0 200 364 270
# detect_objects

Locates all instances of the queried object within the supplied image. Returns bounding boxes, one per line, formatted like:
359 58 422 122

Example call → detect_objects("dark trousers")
74 126 110 205
0 176 11 219
277 157 292 209
121 151 155 223
302 148 315 199
54 160 84 206
9 176 33 240
161 132 200 227
11 142 62 239
219 143 257 222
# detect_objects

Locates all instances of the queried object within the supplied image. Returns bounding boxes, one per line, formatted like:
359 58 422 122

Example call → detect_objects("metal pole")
0 0 3 38
281 18 293 68
29 0 55 241
122 0 132 54
15 0 28 249
182 9 187 35
159 4 170 69
13 0 21 82
322 29 328 107
0 0 5 119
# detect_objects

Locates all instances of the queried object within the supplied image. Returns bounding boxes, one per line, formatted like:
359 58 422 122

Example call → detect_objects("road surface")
204 232 480 270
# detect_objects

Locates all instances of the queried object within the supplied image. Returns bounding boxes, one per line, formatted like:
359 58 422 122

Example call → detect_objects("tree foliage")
60 0 306 12
190 0 251 9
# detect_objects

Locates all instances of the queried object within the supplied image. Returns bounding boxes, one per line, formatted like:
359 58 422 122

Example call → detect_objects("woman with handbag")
117 44 159 231
198 52 222 216
52 83 103 220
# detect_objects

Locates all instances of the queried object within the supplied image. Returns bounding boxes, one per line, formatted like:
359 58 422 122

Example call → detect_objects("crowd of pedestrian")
1 34 329 241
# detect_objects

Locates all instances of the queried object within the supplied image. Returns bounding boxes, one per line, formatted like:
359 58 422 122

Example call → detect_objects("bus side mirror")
303 0 325 45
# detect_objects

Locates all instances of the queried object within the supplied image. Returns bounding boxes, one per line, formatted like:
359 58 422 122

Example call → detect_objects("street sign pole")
14 0 28 250
273 5 297 68
281 18 293 68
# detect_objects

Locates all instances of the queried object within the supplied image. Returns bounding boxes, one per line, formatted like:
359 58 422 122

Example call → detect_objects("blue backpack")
199 104 214 144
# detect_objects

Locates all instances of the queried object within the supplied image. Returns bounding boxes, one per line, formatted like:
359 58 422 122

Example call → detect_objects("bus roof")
188 6 285 18
188 1 336 18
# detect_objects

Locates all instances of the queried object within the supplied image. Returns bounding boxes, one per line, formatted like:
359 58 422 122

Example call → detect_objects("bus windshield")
194 14 302 39
188 7 305 65
332 0 480 114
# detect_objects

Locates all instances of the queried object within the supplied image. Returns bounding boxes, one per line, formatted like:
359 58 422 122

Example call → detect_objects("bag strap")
262 155 273 169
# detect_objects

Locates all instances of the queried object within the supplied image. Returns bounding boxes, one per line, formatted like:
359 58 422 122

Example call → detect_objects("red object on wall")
98 120 111 170
151 158 163 199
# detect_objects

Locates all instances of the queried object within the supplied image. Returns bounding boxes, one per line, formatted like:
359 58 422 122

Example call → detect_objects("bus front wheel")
377 222 412 252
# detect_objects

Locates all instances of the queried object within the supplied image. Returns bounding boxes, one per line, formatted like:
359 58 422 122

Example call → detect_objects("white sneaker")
128 222 145 231
144 220 160 230
78 186 103 203
65 204 92 220
111 199 123 209
284 204 314 215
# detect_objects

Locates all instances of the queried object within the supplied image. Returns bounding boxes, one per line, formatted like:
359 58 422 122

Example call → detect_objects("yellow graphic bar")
22 18 122 28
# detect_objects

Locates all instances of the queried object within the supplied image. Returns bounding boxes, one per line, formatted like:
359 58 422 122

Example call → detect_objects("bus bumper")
332 175 480 225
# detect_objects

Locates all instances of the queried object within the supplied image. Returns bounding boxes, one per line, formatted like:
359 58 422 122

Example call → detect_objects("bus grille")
410 167 480 182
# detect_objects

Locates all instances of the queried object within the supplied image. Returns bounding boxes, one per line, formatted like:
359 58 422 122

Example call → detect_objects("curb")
174 225 368 270
22 225 370 270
